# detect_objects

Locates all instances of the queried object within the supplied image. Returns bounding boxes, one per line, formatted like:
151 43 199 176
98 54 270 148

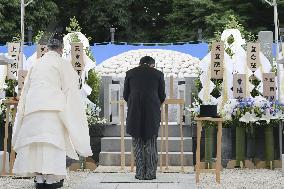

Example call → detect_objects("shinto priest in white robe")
12 51 93 177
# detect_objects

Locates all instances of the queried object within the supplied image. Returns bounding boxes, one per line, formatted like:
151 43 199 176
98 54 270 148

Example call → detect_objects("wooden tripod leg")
160 105 164 172
120 103 125 171
2 105 10 175
179 104 184 172
216 121 222 184
9 106 17 175
196 121 202 183
165 104 169 170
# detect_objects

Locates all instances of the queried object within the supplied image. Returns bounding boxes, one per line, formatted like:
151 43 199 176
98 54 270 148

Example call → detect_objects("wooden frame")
194 117 225 184
1 98 18 176
160 98 185 172
159 76 185 172
111 100 130 171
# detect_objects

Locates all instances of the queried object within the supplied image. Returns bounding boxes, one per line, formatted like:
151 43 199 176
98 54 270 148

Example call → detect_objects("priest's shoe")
47 179 64 189
52 179 64 188
35 183 45 189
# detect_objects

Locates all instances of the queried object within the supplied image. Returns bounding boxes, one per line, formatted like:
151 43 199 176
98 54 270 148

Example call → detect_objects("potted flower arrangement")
222 96 284 168
222 97 257 167
253 97 284 168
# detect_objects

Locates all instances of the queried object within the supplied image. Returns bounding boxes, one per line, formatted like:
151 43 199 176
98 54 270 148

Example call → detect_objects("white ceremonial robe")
12 51 92 176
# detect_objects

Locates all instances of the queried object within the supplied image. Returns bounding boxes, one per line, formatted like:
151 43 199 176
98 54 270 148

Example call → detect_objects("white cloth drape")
13 111 67 176
13 142 67 176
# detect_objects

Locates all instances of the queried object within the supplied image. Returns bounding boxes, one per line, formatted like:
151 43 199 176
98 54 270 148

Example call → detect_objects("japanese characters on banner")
71 43 85 88
263 73 276 101
233 74 247 99
18 70 28 96
211 42 224 79
7 43 20 80
37 45 48 59
247 42 260 73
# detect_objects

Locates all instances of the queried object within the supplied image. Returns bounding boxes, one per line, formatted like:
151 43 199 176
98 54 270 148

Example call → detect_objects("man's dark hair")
139 56 155 66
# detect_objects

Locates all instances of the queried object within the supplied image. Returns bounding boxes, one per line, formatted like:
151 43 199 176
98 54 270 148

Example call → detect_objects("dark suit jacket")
123 65 166 139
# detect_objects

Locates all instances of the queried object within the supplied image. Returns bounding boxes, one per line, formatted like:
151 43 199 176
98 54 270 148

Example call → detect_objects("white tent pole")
20 0 34 71
20 0 25 70
272 0 282 162
262 0 283 166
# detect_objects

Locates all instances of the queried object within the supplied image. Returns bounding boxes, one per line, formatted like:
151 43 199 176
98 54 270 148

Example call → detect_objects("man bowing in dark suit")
123 56 166 180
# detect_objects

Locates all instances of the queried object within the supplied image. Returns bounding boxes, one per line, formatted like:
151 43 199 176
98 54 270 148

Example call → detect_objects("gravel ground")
1 169 284 188
198 169 284 189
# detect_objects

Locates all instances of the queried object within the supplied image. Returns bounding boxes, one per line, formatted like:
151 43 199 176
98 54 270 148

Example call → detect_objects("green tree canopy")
165 0 284 42
0 0 58 43
0 0 284 43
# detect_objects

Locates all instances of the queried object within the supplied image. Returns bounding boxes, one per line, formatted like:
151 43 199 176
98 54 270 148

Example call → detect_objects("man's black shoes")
135 175 156 180
144 176 156 180
35 179 64 189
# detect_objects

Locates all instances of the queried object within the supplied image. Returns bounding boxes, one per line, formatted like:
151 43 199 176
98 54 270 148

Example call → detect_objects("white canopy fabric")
0 53 14 65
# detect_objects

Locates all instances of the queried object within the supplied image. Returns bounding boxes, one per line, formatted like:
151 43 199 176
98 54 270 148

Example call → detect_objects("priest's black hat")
46 25 64 49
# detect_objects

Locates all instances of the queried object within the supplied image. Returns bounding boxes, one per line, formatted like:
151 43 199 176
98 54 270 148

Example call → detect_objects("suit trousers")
132 136 158 179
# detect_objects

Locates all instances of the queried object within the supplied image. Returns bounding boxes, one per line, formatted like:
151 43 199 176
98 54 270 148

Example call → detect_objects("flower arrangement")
188 98 201 118
222 96 284 125
64 16 101 106
222 98 256 125
85 101 107 126
221 96 284 168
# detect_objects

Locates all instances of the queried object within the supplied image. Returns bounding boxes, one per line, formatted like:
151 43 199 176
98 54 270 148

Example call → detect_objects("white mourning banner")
37 45 48 59
247 42 260 73
7 43 20 80
263 73 276 101
71 43 84 76
211 42 224 79
71 43 85 89
233 74 247 99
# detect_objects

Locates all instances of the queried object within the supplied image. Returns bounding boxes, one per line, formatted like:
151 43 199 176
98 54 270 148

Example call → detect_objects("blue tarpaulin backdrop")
0 42 278 65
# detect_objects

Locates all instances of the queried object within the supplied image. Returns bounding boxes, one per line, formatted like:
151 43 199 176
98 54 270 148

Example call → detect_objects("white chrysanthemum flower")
259 112 272 123
276 111 284 120
240 112 259 123
254 95 268 108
